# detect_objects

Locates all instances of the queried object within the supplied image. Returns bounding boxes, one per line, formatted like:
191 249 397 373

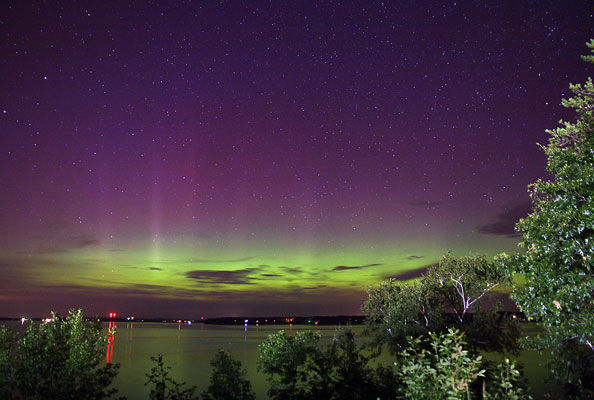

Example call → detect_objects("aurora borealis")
0 1 592 317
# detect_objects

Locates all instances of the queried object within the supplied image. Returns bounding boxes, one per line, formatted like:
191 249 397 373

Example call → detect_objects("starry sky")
0 1 592 318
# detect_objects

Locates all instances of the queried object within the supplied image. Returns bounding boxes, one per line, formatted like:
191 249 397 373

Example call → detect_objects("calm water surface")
109 322 345 400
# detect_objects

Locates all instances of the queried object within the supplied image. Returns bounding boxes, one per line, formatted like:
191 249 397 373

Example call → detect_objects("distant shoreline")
0 315 367 326
1 311 527 325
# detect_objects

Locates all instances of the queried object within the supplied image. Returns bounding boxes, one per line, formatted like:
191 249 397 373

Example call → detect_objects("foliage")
458 307 520 355
258 327 398 400
324 328 376 399
371 363 401 400
363 278 444 352
298 327 380 400
545 339 594 400
0 309 122 400
499 39 593 350
363 253 516 353
481 359 532 400
424 254 508 324
395 329 531 400
145 354 198 400
396 329 485 399
257 330 322 400
202 349 254 400
292 343 336 399
0 326 16 400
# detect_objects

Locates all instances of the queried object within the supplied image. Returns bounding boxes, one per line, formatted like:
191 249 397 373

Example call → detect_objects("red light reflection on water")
106 321 115 363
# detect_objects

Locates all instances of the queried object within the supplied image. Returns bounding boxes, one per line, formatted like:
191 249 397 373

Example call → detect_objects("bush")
258 327 400 400
396 329 485 399
202 349 254 400
0 309 122 400
395 329 531 400
258 330 322 400
482 358 532 400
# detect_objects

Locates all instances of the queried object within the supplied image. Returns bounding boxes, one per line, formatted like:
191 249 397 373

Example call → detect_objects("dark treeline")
0 316 366 325
202 315 366 326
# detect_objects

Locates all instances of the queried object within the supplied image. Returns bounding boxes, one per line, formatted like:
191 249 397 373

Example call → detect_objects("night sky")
1 1 592 318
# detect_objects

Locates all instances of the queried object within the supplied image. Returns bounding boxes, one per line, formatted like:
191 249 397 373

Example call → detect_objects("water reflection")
127 322 133 357
106 321 115 364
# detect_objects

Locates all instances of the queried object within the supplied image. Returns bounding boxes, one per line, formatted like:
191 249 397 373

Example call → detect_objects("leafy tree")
257 330 321 400
424 254 507 324
145 354 198 400
325 328 375 399
202 349 254 400
0 309 122 400
396 329 531 400
363 278 444 353
258 327 399 400
396 329 485 399
363 254 516 353
298 327 380 400
545 339 594 399
293 343 336 400
0 326 16 400
498 39 594 351
371 363 401 400
458 307 520 355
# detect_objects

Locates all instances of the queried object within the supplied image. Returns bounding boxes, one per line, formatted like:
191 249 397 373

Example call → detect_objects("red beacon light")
108 312 117 319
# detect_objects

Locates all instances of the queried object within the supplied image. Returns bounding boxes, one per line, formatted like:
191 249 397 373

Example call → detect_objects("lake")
108 322 345 400
3 321 563 399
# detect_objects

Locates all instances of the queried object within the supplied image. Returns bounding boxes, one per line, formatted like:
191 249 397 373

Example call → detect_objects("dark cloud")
0 283 368 318
477 201 531 237
0 257 368 317
261 273 282 277
281 266 303 274
385 263 438 280
148 267 162 271
332 266 360 271
406 255 424 260
407 200 442 208
71 235 98 248
332 263 381 271
303 285 328 290
132 283 171 291
38 284 89 292
185 268 260 285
